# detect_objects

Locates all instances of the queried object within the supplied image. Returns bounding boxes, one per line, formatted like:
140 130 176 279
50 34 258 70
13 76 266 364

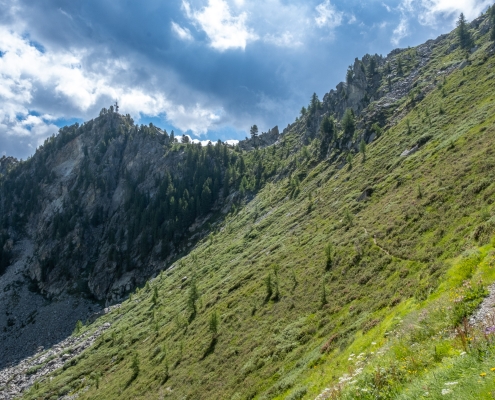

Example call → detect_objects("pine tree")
188 278 199 317
264 274 273 302
367 56 377 78
209 310 219 337
342 109 355 139
346 66 354 84
152 286 158 305
309 93 321 114
319 116 336 159
324 243 333 271
371 123 383 138
249 125 258 139
457 13 473 50
359 139 366 161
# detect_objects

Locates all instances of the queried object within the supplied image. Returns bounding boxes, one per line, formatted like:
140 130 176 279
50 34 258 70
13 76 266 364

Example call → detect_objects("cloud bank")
0 0 490 158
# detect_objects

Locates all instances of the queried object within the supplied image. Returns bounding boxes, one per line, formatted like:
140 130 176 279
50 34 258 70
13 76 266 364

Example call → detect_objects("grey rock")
400 145 419 157
458 60 469 70
0 240 99 369
0 320 111 399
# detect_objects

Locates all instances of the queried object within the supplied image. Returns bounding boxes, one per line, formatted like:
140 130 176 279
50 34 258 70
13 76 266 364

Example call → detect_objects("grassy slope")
24 20 495 400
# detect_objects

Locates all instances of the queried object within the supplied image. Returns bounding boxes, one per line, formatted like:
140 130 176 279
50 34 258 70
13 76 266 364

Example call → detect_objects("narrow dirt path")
362 227 392 257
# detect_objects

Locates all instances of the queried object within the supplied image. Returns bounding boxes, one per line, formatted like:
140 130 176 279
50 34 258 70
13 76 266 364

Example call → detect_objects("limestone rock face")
0 112 230 304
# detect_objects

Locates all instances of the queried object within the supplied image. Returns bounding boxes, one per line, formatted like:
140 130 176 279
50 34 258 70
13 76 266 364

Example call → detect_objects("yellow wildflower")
491 368 495 372
480 372 487 377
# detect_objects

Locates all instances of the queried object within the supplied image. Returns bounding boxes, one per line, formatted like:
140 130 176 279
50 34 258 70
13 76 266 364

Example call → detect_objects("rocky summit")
2 8 495 400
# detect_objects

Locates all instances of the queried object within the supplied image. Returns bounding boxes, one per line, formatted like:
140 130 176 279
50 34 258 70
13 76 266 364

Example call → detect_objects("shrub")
451 281 488 327
73 320 83 335
285 386 307 400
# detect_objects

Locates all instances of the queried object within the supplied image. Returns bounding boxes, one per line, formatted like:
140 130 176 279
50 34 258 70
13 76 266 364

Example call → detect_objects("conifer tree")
188 278 199 317
342 109 356 139
359 139 367 161
249 125 258 139
209 310 219 337
309 93 321 114
319 116 336 159
457 13 473 50
346 66 354 84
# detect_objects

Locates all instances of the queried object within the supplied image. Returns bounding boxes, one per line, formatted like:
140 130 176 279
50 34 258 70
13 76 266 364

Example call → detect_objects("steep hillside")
0 111 285 367
2 8 495 400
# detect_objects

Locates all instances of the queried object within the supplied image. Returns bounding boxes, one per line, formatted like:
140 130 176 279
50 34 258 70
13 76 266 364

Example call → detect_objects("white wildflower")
441 388 452 395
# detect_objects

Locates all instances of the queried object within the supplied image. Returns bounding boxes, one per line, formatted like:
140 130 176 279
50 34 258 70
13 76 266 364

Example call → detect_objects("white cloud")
263 32 302 48
315 0 343 28
58 8 73 20
382 2 392 12
401 0 491 26
419 0 491 25
165 103 222 135
191 138 213 146
391 17 409 45
171 21 193 41
183 0 258 51
348 14 357 24
0 27 222 151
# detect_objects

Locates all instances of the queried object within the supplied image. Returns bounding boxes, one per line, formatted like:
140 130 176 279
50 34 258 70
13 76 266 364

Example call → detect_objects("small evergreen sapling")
324 243 333 271
130 353 140 381
359 139 366 161
272 266 280 302
265 274 273 302
152 286 158 305
346 153 353 170
209 310 219 337
188 278 199 319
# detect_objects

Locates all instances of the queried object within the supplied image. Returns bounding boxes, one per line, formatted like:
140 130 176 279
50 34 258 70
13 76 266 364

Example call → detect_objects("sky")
0 0 492 159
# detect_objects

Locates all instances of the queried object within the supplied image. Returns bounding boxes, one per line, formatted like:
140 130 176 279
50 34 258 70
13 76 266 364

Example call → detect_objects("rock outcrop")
0 112 234 304
238 126 280 151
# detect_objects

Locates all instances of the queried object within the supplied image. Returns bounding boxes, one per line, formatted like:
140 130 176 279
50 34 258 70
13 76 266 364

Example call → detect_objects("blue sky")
0 0 492 158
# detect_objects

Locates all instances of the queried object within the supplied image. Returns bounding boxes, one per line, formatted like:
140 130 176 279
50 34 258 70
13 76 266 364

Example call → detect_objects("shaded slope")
0 113 278 304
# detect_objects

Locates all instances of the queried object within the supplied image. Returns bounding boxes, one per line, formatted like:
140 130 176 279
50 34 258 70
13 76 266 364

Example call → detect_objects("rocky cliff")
0 112 242 304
